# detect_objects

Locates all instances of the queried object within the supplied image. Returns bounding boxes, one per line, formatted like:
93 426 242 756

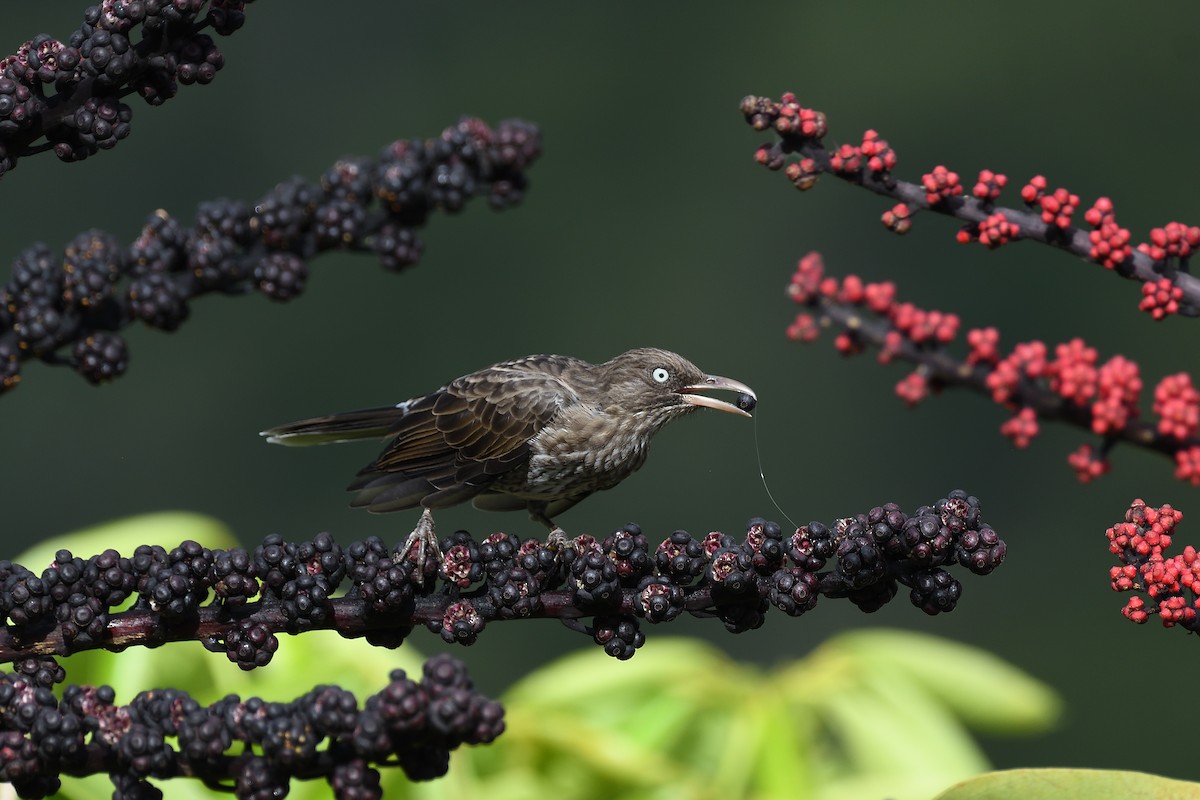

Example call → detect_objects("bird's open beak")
678 375 757 418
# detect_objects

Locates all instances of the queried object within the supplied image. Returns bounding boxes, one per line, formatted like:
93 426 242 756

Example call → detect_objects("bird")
261 347 756 577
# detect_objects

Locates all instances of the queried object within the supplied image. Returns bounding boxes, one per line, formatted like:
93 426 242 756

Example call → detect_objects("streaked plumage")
262 348 755 567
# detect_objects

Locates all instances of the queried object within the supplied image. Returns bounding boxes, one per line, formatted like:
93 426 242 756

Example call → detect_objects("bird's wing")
348 358 580 511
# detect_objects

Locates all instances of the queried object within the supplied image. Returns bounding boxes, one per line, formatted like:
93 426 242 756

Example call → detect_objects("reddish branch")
742 92 1200 318
783 252 1200 485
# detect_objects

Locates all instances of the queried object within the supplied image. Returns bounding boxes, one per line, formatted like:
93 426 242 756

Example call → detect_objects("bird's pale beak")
678 375 757 418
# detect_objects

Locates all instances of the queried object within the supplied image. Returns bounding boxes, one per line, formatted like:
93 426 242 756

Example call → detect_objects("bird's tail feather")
260 403 413 446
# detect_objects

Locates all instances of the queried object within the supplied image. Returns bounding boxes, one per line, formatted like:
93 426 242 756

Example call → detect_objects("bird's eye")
651 367 670 384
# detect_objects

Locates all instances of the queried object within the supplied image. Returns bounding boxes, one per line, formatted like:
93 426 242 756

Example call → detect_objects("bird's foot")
546 526 594 555
397 508 442 586
547 526 570 551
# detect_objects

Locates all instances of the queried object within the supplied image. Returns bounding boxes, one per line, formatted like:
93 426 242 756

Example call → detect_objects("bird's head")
597 348 757 424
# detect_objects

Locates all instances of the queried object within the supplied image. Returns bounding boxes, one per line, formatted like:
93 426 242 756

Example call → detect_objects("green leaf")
829 628 1061 733
933 768 1200 800
490 631 1055 800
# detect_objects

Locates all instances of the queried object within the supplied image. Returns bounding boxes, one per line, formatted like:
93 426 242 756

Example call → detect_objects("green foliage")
934 768 1200 800
471 630 1060 800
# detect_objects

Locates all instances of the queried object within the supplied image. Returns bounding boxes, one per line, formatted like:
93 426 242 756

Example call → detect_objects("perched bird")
262 347 756 574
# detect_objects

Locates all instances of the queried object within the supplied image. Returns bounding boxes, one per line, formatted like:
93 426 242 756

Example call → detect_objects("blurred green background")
2 1 1197 784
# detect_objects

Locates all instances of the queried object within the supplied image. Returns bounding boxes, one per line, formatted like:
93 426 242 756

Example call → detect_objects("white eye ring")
652 367 670 384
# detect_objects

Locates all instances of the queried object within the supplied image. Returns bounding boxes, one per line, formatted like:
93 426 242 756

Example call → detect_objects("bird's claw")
547 526 570 550
398 508 442 586
546 526 592 555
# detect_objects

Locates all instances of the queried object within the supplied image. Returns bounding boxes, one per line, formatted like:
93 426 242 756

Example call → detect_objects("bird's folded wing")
366 365 577 482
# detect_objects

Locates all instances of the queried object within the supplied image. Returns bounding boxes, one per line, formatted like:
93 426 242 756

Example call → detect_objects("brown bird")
261 348 756 573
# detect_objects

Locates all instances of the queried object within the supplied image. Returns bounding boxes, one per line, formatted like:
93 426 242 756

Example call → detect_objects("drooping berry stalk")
0 1 249 177
0 116 543 394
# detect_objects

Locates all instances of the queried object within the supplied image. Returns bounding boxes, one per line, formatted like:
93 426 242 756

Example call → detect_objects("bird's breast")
512 407 656 498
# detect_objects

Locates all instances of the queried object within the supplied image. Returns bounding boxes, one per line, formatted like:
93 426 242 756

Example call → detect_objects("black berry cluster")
0 652 503 798
0 492 1004 672
0 115 542 395
790 490 1006 616
0 531 412 666
422 491 1001 659
0 1 246 178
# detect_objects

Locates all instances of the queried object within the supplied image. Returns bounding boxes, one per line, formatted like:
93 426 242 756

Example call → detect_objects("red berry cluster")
1083 198 1132 268
966 326 1000 364
1019 175 1079 228
1176 445 1200 485
1139 222 1200 261
785 251 1200 485
881 203 913 234
1159 372 1200 484
972 170 1007 201
895 372 927 406
860 130 896 172
1107 500 1198 632
999 407 1038 448
891 300 959 344
786 251 825 303
784 312 820 343
984 341 1045 403
783 158 821 191
829 143 863 174
1152 374 1199 440
742 91 827 138
958 212 1019 248
1092 355 1142 435
1067 444 1110 483
1140 277 1184 320
742 93 1200 317
921 165 962 205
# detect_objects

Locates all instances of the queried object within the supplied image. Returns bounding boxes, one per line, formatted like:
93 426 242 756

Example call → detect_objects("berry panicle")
744 92 1200 317
1106 499 1198 632
0 117 542 396
784 251 1199 485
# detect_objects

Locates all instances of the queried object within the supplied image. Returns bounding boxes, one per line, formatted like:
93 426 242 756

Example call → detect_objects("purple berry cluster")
0 652 503 798
0 492 1004 672
0 115 542 394
424 491 1003 659
0 1 245 177
0 492 1004 791
788 490 1006 615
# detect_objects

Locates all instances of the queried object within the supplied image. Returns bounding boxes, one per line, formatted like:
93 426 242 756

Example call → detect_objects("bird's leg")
529 505 574 552
397 507 442 585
